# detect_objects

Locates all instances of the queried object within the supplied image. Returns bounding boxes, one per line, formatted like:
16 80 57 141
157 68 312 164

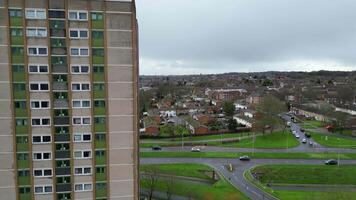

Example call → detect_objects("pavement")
141 157 356 200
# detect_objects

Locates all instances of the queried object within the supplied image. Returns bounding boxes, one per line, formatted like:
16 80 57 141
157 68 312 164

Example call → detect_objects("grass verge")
310 132 356 149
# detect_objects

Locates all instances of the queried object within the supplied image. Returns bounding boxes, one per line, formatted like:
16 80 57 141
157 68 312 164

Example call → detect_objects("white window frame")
73 133 91 142
71 83 90 91
33 168 53 178
33 152 52 161
32 135 51 144
72 117 91 125
68 10 88 21
27 46 48 56
74 166 92 176
69 29 89 39
31 117 51 127
70 65 90 74
26 27 47 37
34 185 53 195
29 82 50 92
25 8 47 20
28 64 49 74
72 99 91 108
73 150 92 159
70 47 89 56
30 100 50 109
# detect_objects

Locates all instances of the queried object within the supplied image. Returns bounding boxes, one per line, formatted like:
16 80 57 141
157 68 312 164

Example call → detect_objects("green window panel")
13 83 26 99
14 101 27 117
93 83 105 99
92 48 105 64
94 117 106 132
93 56 105 65
95 183 107 198
51 56 67 65
15 118 28 135
95 150 106 165
50 38 66 47
17 153 29 169
93 66 105 81
49 20 65 29
12 73 26 82
92 31 104 47
16 136 29 152
95 140 106 149
10 28 24 45
91 12 104 29
18 170 30 185
11 47 25 64
9 10 23 26
18 187 31 200
95 133 106 149
95 167 106 181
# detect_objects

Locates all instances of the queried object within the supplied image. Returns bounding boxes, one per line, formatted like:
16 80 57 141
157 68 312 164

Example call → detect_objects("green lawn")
271 190 356 200
301 120 325 129
311 132 356 148
141 163 249 200
251 164 356 185
140 151 356 160
219 131 299 149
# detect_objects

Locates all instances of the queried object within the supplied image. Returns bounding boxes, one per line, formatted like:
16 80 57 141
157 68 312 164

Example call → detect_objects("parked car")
305 133 311 138
300 128 305 132
151 146 162 151
295 134 300 138
239 155 250 161
191 146 201 152
302 138 307 143
309 141 313 146
325 159 338 165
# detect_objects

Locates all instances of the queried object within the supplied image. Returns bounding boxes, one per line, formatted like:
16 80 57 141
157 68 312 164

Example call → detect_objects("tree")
256 95 287 133
227 118 238 132
141 167 159 200
164 176 174 200
222 101 235 117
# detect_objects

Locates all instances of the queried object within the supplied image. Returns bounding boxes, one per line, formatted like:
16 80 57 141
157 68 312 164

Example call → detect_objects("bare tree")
142 167 159 200
164 176 174 200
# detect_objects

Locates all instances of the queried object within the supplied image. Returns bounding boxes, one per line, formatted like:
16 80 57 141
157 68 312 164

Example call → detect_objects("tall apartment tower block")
0 0 139 199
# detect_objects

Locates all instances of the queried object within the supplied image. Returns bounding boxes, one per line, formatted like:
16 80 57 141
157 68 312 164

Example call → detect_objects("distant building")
206 88 247 101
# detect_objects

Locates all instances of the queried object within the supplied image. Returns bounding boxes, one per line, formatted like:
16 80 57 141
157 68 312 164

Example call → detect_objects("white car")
292 130 296 135
302 138 307 143
295 134 300 138
191 147 201 152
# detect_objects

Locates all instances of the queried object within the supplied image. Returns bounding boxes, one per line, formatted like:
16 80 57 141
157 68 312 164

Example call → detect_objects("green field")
251 164 356 185
220 131 299 149
311 132 356 148
301 120 325 129
246 164 356 200
140 151 356 160
140 163 249 200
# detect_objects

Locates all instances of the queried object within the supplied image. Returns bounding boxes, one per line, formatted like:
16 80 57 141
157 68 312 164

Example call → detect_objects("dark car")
324 159 338 165
239 155 250 161
151 146 162 151
305 133 311 138
300 128 305 132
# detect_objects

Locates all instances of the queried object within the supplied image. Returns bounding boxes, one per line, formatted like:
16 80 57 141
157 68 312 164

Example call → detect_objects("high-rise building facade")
0 0 139 199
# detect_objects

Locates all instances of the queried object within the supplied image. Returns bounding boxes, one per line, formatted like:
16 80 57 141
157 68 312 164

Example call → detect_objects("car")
300 128 305 132
309 141 313 146
191 146 201 152
305 133 311 138
302 138 307 143
295 134 300 138
239 155 250 161
151 146 162 151
325 159 338 165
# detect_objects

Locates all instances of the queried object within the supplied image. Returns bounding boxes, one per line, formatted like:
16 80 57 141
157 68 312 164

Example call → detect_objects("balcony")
93 72 105 82
57 193 71 200
11 36 24 45
54 117 69 126
55 167 71 176
51 47 67 55
92 20 104 29
51 56 67 66
16 143 29 152
50 20 65 29
55 127 69 134
19 193 31 200
52 81 68 91
54 133 70 142
15 108 27 117
54 99 69 108
93 56 105 65
95 155 106 165
56 183 71 192
94 107 105 115
12 72 26 82
11 54 24 64
92 38 104 47
17 160 30 169
16 125 28 135
96 172 106 182
94 123 106 132
55 150 70 159
18 176 31 186
10 17 22 27
50 29 66 37
95 140 106 149
13 90 26 100
93 90 105 99
52 65 67 73
51 38 66 47
95 188 107 198
54 92 68 101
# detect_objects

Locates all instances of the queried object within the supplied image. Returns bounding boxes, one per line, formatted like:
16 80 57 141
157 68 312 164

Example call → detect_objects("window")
73 133 91 142
28 65 48 74
74 167 91 175
10 28 23 37
14 101 27 109
71 65 89 74
92 31 104 39
96 166 106 174
26 27 47 37
33 152 51 160
25 9 46 19
19 187 31 194
72 117 91 125
68 11 88 21
48 10 65 19
33 169 52 177
74 183 92 192
69 29 88 39
91 12 103 20
28 47 48 56
94 83 105 91
94 117 106 124
32 135 51 144
30 100 50 109
72 83 90 91
16 119 28 126
92 48 104 57
72 100 90 108
70 47 89 56
95 150 105 157
18 170 30 178
16 136 28 145
74 150 91 159
31 118 51 126
12 65 25 73
93 66 104 73
29 83 49 91
17 153 29 161
34 185 52 194
13 83 26 92
9 9 22 17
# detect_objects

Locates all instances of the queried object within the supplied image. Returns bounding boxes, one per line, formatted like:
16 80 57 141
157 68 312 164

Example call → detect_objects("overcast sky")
136 0 356 75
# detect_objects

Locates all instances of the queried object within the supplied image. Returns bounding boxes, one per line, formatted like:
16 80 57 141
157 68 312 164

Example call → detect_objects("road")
141 157 356 200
